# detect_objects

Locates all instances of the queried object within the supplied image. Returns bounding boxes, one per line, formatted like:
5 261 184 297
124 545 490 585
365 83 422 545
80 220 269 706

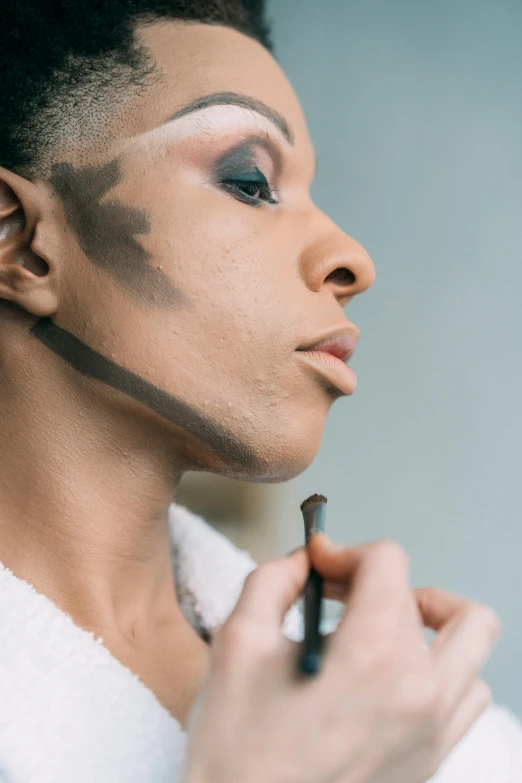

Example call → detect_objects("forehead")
110 20 313 156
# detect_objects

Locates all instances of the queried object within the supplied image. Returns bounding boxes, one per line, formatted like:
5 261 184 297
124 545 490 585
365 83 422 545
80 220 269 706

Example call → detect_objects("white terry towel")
0 502 519 782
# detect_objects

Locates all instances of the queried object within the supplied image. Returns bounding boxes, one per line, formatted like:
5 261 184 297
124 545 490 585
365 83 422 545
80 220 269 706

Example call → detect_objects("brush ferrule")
301 501 327 543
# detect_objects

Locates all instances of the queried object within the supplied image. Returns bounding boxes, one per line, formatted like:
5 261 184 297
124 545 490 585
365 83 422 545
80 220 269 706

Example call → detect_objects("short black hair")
1 1 273 177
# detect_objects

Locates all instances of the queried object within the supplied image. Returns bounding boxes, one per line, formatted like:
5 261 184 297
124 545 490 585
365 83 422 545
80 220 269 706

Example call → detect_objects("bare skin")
0 21 375 725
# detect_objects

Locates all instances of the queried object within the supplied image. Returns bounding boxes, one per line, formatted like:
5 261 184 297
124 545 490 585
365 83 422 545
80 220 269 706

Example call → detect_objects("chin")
225 419 325 484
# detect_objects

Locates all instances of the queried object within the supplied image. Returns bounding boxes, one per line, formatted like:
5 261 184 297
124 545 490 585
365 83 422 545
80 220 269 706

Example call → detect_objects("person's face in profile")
7 21 376 482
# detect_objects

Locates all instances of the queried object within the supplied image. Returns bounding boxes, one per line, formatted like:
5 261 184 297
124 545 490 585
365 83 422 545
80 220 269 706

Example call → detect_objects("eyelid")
223 167 268 182
246 134 283 178
214 133 284 181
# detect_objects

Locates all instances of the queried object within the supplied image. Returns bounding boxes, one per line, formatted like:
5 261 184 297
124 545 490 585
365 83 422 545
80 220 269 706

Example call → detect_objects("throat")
104 619 211 729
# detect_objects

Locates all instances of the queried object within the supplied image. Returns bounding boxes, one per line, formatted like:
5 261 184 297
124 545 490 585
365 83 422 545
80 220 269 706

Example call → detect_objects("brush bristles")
300 493 328 510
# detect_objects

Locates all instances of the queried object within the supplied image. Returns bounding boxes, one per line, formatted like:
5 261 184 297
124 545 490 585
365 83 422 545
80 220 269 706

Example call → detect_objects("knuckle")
401 677 440 721
213 618 251 660
352 632 401 677
423 681 493 778
422 755 446 782
418 680 441 716
212 620 238 659
210 626 235 675
215 618 279 664
241 562 286 601
366 634 399 670
414 586 437 615
243 564 269 589
415 730 447 780
368 539 410 569
473 604 502 640
475 679 493 707
250 560 289 592
218 617 250 649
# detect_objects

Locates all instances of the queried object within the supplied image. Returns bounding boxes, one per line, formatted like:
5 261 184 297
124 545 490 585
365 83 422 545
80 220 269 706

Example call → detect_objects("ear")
0 168 59 317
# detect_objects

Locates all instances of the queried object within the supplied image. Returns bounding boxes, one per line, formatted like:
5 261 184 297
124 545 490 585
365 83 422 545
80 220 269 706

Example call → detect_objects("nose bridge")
299 205 376 296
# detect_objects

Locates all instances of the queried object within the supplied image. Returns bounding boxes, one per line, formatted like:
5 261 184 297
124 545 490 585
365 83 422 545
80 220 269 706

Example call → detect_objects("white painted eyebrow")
121 95 318 178
126 102 293 148
160 92 294 143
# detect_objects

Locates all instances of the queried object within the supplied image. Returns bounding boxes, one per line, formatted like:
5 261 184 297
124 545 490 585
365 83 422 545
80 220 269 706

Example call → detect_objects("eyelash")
219 167 279 207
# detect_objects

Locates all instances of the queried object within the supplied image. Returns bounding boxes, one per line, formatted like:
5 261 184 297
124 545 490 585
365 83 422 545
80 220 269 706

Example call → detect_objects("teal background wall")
268 0 522 716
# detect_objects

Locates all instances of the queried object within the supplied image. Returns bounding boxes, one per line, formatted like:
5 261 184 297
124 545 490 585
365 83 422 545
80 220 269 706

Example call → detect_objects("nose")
299 211 376 307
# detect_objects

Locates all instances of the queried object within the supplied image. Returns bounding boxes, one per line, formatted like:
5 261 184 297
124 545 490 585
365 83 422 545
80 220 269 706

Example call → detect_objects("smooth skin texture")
0 19 500 774
183 539 500 783
0 20 374 727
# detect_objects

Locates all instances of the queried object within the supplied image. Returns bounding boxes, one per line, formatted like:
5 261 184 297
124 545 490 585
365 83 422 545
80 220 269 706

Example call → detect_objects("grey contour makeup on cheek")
30 317 259 470
48 158 186 309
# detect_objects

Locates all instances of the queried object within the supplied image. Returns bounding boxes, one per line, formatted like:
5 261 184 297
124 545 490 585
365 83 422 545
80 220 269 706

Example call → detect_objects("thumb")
232 546 310 629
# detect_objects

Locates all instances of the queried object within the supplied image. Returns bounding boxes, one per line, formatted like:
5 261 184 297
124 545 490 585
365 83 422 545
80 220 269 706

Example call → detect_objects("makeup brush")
298 493 328 676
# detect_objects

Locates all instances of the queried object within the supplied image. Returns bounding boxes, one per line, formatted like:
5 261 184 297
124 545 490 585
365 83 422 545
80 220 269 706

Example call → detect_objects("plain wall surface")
268 0 522 716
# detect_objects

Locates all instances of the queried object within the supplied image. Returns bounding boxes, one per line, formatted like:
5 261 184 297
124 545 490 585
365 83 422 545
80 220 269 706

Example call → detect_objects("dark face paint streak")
48 158 186 308
30 317 258 470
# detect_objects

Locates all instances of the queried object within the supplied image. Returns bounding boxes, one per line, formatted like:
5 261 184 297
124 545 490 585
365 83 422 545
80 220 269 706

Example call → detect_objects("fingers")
308 537 417 622
230 547 311 631
416 587 501 710
434 678 492 770
292 538 500 710
433 604 500 710
415 587 480 633
309 535 411 608
306 533 363 583
323 540 426 664
312 543 500 703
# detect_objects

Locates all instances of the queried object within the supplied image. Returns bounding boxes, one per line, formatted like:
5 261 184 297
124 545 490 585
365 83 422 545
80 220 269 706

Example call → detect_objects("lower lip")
296 350 358 395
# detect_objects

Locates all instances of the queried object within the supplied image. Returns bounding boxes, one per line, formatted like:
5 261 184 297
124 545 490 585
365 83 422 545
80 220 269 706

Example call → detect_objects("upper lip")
296 327 360 362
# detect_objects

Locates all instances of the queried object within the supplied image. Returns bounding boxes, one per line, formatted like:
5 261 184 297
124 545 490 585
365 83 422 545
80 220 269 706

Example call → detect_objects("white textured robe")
0 502 520 782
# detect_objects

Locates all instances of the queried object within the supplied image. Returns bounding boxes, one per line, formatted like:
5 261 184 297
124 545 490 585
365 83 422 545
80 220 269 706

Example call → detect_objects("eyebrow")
159 91 295 145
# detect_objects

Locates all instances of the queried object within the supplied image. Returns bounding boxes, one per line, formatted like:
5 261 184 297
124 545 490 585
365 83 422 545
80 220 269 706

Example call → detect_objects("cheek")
142 175 291 347
116 165 319 415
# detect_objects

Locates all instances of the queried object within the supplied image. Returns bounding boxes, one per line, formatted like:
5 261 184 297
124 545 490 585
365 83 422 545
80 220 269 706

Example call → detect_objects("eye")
219 166 279 207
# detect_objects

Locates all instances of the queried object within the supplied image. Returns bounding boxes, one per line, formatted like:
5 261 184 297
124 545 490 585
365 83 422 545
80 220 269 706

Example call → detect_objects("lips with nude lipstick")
295 330 359 395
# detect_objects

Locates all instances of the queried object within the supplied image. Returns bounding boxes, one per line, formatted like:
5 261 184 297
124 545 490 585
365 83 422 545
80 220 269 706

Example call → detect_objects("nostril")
325 267 355 286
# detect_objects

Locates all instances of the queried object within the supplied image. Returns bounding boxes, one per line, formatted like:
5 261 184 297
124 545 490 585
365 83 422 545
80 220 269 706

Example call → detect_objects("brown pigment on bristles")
300 493 328 511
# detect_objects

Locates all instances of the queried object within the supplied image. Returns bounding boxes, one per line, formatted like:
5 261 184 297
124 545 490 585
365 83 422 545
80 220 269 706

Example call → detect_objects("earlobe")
0 171 58 317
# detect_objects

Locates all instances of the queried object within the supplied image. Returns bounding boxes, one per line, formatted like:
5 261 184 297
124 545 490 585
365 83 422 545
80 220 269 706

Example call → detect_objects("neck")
0 330 190 644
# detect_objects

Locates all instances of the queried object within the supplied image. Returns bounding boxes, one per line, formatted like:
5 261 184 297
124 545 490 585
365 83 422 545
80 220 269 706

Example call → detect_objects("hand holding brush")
183 528 501 783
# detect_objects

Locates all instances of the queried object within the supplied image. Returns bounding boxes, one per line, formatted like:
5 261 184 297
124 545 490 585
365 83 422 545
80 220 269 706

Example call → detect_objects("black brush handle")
299 566 324 676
